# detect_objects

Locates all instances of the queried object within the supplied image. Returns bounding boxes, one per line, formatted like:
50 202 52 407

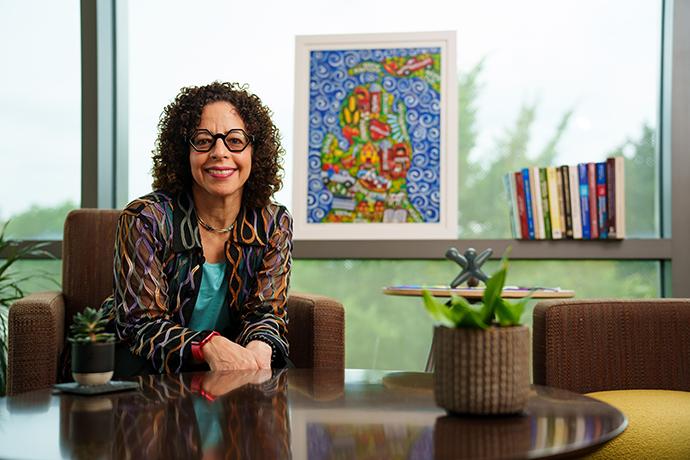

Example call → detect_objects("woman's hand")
201 369 272 398
202 336 260 371
246 340 273 369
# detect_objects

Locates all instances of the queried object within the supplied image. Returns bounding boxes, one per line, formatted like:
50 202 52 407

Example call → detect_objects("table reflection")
58 370 291 460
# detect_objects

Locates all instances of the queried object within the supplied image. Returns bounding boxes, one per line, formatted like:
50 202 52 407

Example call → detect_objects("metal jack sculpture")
446 247 493 288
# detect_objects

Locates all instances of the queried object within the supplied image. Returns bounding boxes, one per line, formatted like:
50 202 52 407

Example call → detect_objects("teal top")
189 262 229 331
192 397 224 451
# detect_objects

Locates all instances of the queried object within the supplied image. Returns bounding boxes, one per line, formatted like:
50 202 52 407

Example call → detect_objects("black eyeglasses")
189 128 254 153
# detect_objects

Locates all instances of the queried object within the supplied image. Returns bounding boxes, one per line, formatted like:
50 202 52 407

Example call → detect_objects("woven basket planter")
434 413 531 458
434 325 530 415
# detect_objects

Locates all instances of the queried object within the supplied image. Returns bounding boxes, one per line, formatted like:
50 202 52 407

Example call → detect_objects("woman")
102 81 292 376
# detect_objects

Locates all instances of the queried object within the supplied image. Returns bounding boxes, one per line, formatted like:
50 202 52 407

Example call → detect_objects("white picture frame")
292 31 458 240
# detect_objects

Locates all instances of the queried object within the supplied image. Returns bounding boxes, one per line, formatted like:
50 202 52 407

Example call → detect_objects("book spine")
530 167 545 239
511 173 522 238
556 167 567 238
547 167 563 239
596 162 608 239
539 168 552 239
521 168 535 239
587 163 599 239
504 173 518 239
606 157 616 238
514 171 529 239
615 157 626 238
560 165 573 238
569 165 582 239
578 163 591 239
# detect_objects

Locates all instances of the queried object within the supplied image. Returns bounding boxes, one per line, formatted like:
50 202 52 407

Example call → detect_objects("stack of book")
504 157 625 240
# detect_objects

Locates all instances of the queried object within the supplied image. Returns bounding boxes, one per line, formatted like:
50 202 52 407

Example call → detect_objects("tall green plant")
0 221 56 395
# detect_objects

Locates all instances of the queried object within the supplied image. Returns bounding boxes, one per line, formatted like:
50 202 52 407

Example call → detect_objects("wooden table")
383 285 576 299
0 369 626 459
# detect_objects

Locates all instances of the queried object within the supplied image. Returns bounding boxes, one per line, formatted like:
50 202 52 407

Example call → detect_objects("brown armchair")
532 298 690 394
7 209 344 395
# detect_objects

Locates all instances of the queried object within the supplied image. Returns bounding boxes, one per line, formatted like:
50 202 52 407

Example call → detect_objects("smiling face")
189 101 252 205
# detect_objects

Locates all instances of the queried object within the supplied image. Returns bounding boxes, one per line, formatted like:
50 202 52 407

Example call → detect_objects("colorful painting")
308 48 441 224
293 33 457 239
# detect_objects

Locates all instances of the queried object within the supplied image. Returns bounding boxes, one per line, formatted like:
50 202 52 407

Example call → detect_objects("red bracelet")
190 373 217 401
191 331 220 362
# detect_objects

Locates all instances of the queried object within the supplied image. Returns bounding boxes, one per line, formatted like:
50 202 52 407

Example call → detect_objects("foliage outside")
422 253 529 329
0 200 76 240
0 221 58 395
68 307 115 344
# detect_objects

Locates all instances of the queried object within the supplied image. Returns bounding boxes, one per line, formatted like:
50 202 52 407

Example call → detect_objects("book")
615 156 626 238
606 158 616 238
556 167 567 238
560 165 573 238
546 166 563 239
507 157 626 241
596 162 608 239
530 167 545 239
539 168 552 239
569 165 583 239
514 171 529 239
503 173 519 239
521 168 535 239
587 162 599 239
578 163 591 239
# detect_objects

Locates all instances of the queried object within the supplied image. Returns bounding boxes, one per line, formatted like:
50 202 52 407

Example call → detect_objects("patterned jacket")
101 190 292 373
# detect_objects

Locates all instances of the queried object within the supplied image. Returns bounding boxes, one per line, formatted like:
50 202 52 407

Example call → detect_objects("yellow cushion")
584 389 690 460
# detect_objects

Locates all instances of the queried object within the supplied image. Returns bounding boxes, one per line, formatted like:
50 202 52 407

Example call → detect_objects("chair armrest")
287 292 345 369
7 291 65 395
532 298 690 393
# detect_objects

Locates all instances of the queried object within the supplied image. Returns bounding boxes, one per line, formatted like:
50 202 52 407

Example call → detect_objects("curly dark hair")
151 81 284 209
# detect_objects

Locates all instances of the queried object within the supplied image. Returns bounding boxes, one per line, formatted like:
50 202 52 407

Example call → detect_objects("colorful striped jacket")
101 190 292 373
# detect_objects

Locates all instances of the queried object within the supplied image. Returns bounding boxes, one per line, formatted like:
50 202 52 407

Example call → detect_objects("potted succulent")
68 307 115 385
61 396 116 460
423 253 531 415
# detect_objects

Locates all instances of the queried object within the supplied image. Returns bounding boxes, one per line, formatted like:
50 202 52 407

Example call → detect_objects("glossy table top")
0 369 626 459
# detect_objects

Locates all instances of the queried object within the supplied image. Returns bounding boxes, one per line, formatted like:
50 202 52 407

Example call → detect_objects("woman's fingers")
204 336 260 370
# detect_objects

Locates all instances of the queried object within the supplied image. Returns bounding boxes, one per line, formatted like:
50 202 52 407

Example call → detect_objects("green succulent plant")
422 251 530 329
68 307 115 344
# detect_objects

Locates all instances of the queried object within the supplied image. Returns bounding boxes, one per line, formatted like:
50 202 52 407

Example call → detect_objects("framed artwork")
292 31 457 239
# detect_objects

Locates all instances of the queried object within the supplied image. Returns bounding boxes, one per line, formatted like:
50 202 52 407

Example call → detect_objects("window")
0 0 81 239
127 1 661 242
124 0 665 369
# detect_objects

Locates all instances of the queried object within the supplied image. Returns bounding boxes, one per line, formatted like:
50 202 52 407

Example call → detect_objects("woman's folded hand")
203 336 260 371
